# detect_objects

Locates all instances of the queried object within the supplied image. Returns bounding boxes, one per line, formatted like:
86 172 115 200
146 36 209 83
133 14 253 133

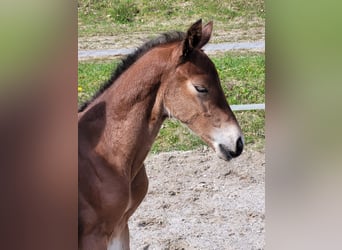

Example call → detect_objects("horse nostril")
217 137 244 160
235 137 244 157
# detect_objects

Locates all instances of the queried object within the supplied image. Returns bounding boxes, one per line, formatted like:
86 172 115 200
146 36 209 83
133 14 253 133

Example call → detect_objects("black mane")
78 31 186 112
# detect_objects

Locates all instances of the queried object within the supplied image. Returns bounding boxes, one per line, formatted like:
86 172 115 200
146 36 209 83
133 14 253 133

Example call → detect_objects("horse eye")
194 85 208 93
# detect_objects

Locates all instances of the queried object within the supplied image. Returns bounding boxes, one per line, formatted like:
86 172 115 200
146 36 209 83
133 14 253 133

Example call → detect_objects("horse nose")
234 136 244 157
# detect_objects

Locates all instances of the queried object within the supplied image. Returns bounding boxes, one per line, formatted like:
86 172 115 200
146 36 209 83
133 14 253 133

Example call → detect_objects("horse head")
162 20 244 160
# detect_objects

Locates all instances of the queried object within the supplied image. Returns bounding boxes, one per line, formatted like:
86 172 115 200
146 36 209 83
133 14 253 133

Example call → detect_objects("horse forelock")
78 31 186 112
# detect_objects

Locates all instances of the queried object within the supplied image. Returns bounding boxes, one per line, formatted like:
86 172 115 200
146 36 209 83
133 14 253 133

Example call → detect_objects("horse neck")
95 49 173 177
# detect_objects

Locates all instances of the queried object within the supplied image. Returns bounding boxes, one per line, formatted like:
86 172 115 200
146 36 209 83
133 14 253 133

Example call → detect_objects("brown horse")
78 20 244 250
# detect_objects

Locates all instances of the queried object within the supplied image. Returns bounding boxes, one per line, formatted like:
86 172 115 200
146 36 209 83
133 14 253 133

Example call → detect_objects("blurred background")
0 0 341 249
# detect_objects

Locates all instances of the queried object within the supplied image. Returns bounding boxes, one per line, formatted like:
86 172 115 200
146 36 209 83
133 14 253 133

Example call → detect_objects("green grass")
78 52 265 152
78 60 119 105
213 53 265 104
78 0 265 37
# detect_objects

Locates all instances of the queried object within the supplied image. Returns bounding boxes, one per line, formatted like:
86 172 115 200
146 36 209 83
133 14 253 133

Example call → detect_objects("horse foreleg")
108 165 149 250
127 164 149 218
107 224 130 250
107 165 147 250
79 232 107 250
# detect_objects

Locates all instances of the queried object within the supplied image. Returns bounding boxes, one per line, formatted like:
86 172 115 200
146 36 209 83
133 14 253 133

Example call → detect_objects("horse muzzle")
215 136 244 161
210 123 244 161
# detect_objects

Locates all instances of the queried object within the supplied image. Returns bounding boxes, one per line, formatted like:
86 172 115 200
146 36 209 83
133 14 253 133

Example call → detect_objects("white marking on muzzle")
211 123 244 160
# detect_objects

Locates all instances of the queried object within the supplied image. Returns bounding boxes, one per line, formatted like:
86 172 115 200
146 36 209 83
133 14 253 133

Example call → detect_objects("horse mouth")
216 143 240 161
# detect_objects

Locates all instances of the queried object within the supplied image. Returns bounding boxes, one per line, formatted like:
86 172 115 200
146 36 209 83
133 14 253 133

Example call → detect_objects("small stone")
224 170 232 176
138 221 147 227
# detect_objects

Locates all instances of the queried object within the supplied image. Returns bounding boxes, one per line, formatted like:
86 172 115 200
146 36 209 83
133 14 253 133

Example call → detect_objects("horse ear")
197 21 213 49
182 19 202 59
182 20 213 60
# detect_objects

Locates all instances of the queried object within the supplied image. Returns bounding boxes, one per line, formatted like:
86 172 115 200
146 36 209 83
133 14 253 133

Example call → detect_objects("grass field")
78 52 265 152
78 0 265 38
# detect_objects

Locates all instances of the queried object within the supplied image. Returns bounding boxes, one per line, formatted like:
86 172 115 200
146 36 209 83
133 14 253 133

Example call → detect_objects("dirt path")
78 25 264 51
78 26 264 61
78 41 265 61
129 147 265 250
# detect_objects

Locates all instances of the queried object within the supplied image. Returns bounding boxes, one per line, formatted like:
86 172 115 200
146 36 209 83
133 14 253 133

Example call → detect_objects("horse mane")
78 31 186 112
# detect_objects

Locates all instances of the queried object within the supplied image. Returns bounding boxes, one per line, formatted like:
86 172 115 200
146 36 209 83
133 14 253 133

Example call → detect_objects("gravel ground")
129 147 265 250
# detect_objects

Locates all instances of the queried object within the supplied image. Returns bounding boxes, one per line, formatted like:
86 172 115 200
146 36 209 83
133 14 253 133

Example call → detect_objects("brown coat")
78 20 243 250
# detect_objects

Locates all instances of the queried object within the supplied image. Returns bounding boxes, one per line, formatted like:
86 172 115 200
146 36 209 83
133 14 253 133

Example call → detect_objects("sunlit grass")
78 0 265 37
